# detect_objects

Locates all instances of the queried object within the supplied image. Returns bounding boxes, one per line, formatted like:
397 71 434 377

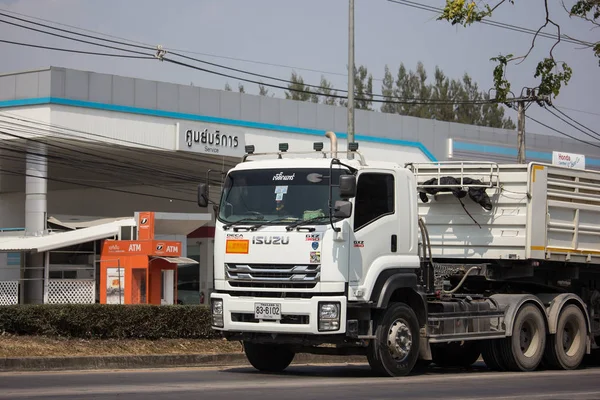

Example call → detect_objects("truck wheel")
243 342 295 373
481 340 507 371
432 341 481 368
499 303 547 371
544 305 587 370
367 302 420 377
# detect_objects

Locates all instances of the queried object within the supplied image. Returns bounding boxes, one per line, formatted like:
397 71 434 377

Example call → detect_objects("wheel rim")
520 319 541 358
387 318 413 362
562 316 582 357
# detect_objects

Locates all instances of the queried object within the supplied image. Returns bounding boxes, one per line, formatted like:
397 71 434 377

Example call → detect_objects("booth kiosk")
99 212 200 305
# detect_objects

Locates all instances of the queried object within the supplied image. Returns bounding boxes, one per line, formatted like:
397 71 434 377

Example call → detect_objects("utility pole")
517 100 525 163
347 0 355 159
503 88 550 164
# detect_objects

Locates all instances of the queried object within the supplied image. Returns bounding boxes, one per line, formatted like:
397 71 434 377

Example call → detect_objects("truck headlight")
212 299 224 328
318 302 340 331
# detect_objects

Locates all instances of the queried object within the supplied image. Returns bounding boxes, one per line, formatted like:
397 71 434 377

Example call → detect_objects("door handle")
391 234 397 252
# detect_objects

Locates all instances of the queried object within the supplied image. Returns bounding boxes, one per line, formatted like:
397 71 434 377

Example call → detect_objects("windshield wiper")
223 217 264 230
285 216 335 231
248 216 300 231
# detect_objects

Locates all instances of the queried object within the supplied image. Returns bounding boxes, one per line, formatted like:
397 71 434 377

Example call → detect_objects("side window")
353 173 395 231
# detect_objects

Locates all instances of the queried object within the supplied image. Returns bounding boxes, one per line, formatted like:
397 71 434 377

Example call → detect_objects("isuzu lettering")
197 132 600 377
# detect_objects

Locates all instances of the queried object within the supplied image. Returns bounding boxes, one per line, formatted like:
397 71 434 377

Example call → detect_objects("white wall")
51 105 176 150
49 105 430 163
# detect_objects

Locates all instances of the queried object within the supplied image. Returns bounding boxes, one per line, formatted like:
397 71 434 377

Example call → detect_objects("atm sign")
226 239 249 254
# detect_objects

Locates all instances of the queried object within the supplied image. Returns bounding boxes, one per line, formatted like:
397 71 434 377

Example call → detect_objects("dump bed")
410 162 600 264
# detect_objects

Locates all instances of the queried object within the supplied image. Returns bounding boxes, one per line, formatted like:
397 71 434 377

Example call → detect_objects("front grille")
231 312 309 325
225 263 320 288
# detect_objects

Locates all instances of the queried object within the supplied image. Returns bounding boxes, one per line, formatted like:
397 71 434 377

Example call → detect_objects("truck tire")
499 303 547 371
481 340 508 371
432 341 481 368
367 302 420 377
243 342 295 373
543 304 587 370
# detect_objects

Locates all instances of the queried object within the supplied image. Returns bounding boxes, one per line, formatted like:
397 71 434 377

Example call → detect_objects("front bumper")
211 293 347 335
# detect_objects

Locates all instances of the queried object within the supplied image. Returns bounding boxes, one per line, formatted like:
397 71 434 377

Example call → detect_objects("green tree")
285 72 318 102
339 64 374 110
429 66 456 122
238 83 245 93
317 76 339 106
380 65 396 114
224 83 232 91
436 0 598 101
381 61 515 129
258 83 270 96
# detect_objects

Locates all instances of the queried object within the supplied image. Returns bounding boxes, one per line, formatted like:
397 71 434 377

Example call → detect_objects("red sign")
137 211 155 240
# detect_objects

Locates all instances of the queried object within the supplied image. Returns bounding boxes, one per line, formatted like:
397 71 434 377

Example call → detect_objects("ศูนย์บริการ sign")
176 122 246 158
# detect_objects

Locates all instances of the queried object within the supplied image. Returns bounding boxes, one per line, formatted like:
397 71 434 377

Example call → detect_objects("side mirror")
339 175 357 198
333 200 353 219
197 183 209 207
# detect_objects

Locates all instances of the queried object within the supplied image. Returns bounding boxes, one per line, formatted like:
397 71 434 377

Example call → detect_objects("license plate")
254 302 281 320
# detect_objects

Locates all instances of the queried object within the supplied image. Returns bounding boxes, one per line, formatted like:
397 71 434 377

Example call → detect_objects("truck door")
348 171 397 293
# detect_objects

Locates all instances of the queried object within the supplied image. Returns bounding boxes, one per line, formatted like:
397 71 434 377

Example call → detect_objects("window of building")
6 252 20 266
177 244 200 305
353 173 395 231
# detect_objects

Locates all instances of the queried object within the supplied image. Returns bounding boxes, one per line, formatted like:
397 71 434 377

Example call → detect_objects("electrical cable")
525 114 600 149
0 115 233 189
386 0 593 47
0 11 153 51
554 105 600 117
0 138 200 196
0 6 361 81
549 105 600 138
0 13 502 105
162 57 498 106
542 106 600 142
0 39 154 59
0 165 196 203
0 18 151 57
0 111 239 172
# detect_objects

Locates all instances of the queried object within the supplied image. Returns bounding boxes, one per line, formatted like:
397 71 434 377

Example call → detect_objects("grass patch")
0 334 242 358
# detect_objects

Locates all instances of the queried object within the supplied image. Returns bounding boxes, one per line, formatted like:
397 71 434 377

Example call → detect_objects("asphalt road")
1 362 600 400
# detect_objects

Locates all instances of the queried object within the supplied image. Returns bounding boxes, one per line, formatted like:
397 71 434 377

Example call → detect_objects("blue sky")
0 0 598 142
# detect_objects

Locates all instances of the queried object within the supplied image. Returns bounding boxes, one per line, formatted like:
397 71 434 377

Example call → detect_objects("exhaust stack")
325 131 338 159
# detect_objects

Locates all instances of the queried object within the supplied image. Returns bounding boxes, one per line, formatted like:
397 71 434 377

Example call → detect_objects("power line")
0 10 358 96
549 105 600 138
0 111 238 170
0 131 201 195
0 10 503 105
0 11 152 51
0 133 199 196
525 114 600 149
0 7 359 82
542 106 600 142
162 56 499 106
0 165 196 203
0 39 153 59
0 113 233 187
554 105 600 117
386 0 593 47
0 17 151 57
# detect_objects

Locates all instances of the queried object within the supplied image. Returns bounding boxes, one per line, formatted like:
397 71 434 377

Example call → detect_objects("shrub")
0 304 219 340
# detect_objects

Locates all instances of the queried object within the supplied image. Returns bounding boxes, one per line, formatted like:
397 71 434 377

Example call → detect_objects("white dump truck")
197 132 600 377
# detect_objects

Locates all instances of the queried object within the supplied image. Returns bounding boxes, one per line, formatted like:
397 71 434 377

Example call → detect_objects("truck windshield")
218 168 347 225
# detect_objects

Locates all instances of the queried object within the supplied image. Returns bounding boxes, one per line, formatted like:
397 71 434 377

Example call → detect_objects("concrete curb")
0 353 367 372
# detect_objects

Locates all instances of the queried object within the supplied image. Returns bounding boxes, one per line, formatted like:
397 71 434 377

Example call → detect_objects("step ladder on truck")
197 132 600 377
